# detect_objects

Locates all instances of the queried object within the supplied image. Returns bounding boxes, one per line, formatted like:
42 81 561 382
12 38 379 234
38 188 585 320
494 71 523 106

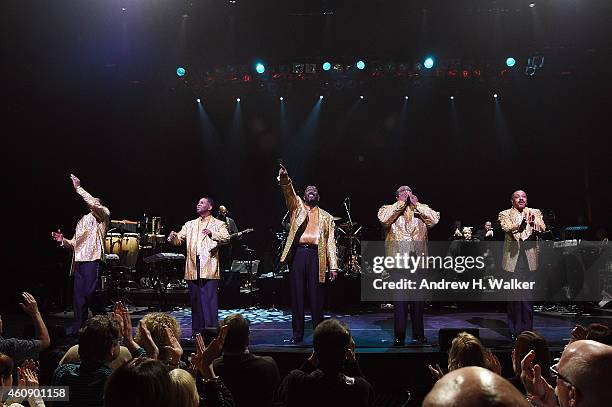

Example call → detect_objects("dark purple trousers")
71 261 100 334
393 301 425 340
507 250 534 336
290 245 324 340
187 255 219 335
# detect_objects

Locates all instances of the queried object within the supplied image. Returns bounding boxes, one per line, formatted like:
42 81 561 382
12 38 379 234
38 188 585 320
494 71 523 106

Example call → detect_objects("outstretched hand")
51 229 64 243
19 292 40 318
279 164 288 178
190 325 229 378
520 350 556 407
428 363 444 381
70 174 81 189
163 325 183 365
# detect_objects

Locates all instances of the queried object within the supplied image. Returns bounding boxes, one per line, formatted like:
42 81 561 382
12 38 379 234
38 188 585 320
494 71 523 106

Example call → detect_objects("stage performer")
168 197 230 335
277 164 338 344
51 174 110 335
498 190 545 339
378 185 440 345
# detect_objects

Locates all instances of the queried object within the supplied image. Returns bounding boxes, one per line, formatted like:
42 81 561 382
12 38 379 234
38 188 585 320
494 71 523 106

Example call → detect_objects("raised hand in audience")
520 350 556 407
428 363 444 381
138 321 159 359
163 325 182 367
569 324 588 344
485 349 502 375
190 326 229 379
18 360 40 387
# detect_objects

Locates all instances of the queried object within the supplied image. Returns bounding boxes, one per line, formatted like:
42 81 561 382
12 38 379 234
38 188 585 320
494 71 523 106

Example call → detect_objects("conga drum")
105 233 122 256
121 233 140 269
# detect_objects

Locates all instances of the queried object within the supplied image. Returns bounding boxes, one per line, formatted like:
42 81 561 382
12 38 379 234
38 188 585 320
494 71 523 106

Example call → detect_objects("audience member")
276 319 375 407
428 332 500 379
0 293 50 363
423 366 530 407
51 315 124 407
1 354 45 407
521 339 612 407
212 314 280 407
103 357 173 407
569 323 612 346
169 368 200 407
508 331 552 395
37 325 69 385
134 312 182 363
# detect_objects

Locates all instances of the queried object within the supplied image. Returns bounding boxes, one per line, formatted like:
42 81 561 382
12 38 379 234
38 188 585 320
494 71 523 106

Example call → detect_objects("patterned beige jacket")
498 207 546 272
170 215 230 280
279 177 338 283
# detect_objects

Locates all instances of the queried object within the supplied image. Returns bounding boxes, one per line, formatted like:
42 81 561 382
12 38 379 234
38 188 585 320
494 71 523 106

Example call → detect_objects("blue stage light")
322 62 331 71
356 60 365 70
255 63 265 74
423 57 434 69
506 57 516 68
176 67 186 77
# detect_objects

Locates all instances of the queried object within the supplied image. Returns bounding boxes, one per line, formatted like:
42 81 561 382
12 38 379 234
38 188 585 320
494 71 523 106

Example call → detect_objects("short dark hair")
78 315 119 364
512 331 552 383
0 352 13 381
104 357 172 407
587 323 612 345
222 314 250 353
203 196 215 209
313 319 351 371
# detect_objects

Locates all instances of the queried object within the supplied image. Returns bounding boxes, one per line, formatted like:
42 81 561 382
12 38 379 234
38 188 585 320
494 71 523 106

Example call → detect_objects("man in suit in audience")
213 313 280 407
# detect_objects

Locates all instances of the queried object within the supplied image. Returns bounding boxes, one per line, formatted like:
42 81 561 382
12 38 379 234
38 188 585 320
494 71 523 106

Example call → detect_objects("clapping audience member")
568 323 612 346
1 354 45 407
423 366 530 407
276 319 374 407
189 327 234 406
428 332 500 380
212 314 280 407
52 315 122 407
508 331 551 395
521 340 612 407
134 312 183 364
0 293 50 363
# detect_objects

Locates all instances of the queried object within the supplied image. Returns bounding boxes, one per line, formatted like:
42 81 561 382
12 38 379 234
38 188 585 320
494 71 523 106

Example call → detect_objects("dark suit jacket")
213 352 280 407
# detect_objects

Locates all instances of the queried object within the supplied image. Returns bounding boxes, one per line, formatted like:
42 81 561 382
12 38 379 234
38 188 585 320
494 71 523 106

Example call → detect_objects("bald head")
423 367 529 407
556 340 612 407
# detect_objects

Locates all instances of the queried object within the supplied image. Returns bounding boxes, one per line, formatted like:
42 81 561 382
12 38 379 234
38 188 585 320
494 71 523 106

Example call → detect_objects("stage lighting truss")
525 54 545 76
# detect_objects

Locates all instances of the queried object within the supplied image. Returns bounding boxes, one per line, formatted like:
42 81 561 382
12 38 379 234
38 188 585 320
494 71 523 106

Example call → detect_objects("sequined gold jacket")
498 207 546 272
378 200 440 255
170 216 230 280
279 176 338 283
62 187 110 275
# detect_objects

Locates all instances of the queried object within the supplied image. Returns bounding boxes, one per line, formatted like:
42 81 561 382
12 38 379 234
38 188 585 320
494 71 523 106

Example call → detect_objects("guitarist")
218 205 240 270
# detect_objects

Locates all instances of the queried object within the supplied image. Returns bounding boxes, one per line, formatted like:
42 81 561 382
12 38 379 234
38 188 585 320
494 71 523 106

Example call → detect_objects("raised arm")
71 174 110 222
278 164 300 214
377 200 407 227
498 210 523 234
414 203 440 229
168 223 188 246
19 292 50 351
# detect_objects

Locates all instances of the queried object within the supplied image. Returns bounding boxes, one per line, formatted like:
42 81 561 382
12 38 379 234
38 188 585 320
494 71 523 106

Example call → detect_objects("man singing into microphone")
168 197 230 335
51 174 110 335
378 185 440 345
498 190 545 338
277 164 338 344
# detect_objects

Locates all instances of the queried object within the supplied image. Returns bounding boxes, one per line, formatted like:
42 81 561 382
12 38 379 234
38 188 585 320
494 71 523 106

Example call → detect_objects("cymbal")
338 222 359 229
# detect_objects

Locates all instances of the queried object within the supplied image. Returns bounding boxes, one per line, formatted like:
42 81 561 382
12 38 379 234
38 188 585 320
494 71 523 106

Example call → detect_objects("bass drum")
121 233 140 269
104 233 122 256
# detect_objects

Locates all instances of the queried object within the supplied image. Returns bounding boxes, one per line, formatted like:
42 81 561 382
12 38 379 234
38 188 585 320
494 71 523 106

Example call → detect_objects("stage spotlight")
424 57 434 69
176 67 186 77
356 60 366 70
493 93 498 99
319 95 324 100
360 95 364 100
506 57 516 68
529 3 536 8
255 63 265 74
236 98 241 102
121 7 126 12
450 96 455 100
196 98 201 103
322 62 331 71
404 96 409 100
280 97 284 101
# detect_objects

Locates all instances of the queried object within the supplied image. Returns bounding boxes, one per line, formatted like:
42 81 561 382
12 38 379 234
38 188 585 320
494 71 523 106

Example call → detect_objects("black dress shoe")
393 337 405 347
289 337 303 345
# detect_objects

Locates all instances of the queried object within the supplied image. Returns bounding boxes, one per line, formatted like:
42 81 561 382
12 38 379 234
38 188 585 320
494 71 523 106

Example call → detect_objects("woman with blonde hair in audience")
169 368 199 407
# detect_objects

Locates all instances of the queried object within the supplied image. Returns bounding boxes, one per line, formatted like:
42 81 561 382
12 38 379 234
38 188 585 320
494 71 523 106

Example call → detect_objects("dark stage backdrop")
3 1 611 304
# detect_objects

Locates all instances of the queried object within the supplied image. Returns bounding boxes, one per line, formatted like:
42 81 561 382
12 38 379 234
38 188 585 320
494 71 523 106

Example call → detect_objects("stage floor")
162 305 611 350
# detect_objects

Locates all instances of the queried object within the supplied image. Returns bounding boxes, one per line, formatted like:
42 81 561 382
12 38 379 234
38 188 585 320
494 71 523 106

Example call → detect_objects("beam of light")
494 94 514 160
284 97 323 185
